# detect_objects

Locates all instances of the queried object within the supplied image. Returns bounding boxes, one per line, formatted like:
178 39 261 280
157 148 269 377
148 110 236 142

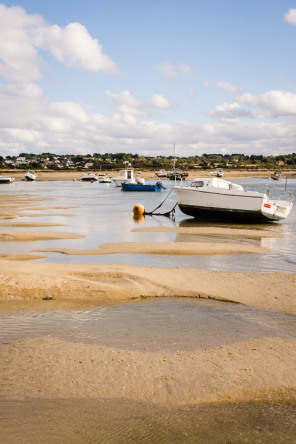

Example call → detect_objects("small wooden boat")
25 170 36 181
121 182 163 192
0 176 14 184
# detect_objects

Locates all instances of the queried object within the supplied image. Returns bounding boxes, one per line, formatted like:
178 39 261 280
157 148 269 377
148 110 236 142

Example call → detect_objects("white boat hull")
0 177 14 184
25 171 36 181
81 174 99 181
112 178 137 187
111 167 139 187
174 178 293 222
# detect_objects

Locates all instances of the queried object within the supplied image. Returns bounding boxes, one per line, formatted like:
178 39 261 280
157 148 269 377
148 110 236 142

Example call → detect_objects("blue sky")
0 0 295 157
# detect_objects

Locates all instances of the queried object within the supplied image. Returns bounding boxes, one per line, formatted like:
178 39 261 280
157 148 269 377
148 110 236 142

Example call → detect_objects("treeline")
1 152 295 170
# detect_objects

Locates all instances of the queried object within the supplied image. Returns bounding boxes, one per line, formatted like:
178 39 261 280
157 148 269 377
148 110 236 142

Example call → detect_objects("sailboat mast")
173 144 176 172
173 144 177 184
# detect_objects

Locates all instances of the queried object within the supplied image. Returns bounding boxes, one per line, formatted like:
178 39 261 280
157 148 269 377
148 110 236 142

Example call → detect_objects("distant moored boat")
81 173 99 181
0 176 14 184
25 170 36 181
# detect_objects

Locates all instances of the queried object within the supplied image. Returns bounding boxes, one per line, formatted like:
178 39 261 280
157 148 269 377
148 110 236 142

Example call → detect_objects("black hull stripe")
178 204 270 223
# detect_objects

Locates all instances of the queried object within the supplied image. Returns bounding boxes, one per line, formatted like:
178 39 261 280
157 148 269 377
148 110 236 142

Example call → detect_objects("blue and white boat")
121 182 163 192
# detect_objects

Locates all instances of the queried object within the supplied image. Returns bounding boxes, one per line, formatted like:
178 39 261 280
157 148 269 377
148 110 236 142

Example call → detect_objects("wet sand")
0 181 295 442
1 398 295 444
133 225 283 238
35 241 269 255
0 260 295 314
4 167 296 182
1 336 295 404
0 230 84 242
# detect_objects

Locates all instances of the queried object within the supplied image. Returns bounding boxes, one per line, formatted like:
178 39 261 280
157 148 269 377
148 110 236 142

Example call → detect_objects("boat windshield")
189 181 204 188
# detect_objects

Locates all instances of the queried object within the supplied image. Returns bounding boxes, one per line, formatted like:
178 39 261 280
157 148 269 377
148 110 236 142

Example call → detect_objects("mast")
173 144 177 185
173 144 176 173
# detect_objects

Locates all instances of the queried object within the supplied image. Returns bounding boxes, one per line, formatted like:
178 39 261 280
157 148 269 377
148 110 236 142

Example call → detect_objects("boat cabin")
188 177 244 190
118 168 134 179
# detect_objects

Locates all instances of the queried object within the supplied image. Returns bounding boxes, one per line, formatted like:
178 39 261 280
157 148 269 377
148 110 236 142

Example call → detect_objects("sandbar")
0 336 295 406
0 230 84 241
0 260 295 315
35 241 269 255
133 226 283 238
0 222 65 227
4 168 296 182
0 253 47 261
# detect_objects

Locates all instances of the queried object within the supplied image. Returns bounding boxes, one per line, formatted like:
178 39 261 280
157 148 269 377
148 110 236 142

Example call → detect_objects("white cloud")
105 90 170 116
0 4 119 83
0 5 44 82
35 22 119 73
238 90 296 116
149 94 171 109
156 61 194 79
214 81 243 94
0 79 295 158
284 8 296 25
205 79 243 94
0 4 295 158
209 102 254 120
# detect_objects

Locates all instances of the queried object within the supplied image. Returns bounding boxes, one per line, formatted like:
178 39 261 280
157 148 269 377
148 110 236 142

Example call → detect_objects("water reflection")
0 178 295 272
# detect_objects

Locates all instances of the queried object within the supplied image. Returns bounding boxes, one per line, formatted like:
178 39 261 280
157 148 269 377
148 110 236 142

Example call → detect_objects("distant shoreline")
2 167 296 181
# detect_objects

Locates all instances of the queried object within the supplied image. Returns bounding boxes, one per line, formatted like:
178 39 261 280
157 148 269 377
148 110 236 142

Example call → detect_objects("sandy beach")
3 167 296 183
0 171 295 442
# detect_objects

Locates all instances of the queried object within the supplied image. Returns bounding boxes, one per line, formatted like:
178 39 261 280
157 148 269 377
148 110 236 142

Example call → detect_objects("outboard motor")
156 181 166 190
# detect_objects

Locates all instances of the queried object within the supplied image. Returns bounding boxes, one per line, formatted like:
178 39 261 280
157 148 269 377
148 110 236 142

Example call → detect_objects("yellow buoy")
133 204 145 215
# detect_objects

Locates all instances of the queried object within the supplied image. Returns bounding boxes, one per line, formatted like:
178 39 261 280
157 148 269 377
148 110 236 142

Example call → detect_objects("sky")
0 0 296 158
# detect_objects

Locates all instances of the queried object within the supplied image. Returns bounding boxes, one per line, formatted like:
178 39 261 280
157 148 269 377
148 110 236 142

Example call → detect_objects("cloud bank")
0 4 295 157
0 4 119 82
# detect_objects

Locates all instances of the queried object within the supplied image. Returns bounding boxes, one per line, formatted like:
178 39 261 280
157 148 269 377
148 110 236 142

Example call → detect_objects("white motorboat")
173 177 293 222
81 173 99 181
111 167 145 187
211 168 224 177
25 170 36 181
97 173 112 183
0 176 14 184
156 169 167 178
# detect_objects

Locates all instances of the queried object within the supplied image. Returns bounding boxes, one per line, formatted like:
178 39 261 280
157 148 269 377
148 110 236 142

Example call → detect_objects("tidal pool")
1 298 295 351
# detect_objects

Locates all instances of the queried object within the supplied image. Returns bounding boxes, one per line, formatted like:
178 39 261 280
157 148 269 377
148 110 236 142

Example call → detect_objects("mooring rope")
144 187 178 216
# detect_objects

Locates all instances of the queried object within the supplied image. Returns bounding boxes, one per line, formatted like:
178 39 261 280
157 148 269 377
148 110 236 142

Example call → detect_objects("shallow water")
1 298 295 350
1 398 296 444
0 177 295 272
1 178 296 443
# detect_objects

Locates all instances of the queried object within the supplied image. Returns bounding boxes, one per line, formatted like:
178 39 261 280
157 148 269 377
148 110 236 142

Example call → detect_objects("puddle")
1 298 295 351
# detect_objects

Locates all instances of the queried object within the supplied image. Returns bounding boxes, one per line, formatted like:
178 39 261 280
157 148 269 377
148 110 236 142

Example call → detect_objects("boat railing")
244 183 294 202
